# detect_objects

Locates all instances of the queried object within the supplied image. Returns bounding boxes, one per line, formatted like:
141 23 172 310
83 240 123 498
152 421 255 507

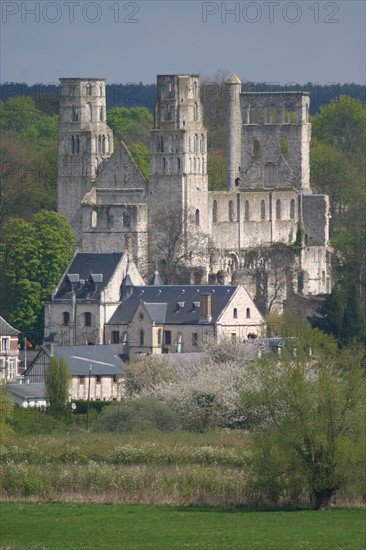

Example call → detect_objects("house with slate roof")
0 316 20 382
23 344 125 401
44 244 144 347
106 284 264 359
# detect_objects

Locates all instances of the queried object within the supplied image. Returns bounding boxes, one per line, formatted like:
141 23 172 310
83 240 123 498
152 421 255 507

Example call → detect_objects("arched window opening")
71 105 78 122
71 135 75 154
195 209 200 226
99 106 104 121
139 329 144 347
280 139 288 156
229 200 235 222
290 199 296 219
246 308 251 318
166 103 171 120
261 199 266 220
76 136 81 154
86 102 92 122
244 200 250 221
86 83 92 96
194 102 198 121
201 134 205 153
253 139 260 156
85 312 91 327
233 308 238 319
264 163 275 186
212 200 217 223
177 157 181 173
276 199 282 220
63 312 70 326
160 135 164 152
163 157 167 172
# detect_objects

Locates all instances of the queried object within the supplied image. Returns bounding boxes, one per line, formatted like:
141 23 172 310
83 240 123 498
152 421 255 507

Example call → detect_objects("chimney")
199 293 212 323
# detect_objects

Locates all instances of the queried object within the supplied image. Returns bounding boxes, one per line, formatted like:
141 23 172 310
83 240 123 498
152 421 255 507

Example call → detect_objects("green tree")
45 356 71 417
0 211 74 341
128 141 150 179
0 385 14 439
107 106 152 147
247 336 366 509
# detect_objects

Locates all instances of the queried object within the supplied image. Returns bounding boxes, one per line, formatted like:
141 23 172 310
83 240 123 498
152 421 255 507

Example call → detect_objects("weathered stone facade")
57 73 331 314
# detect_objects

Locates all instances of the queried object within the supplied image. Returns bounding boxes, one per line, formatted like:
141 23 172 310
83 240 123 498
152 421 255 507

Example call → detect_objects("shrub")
92 397 180 433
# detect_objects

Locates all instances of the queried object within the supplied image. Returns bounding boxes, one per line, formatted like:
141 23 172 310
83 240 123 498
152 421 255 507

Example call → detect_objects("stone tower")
57 78 114 240
226 85 311 191
226 74 242 191
148 74 210 258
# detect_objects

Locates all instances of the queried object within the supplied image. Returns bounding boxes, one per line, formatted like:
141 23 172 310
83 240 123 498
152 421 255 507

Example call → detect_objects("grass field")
0 503 365 550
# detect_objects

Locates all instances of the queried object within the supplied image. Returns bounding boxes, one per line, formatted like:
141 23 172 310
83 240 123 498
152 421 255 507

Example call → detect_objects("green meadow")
1 503 365 550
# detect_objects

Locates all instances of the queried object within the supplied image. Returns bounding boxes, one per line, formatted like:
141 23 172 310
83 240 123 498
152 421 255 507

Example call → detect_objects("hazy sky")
1 0 365 85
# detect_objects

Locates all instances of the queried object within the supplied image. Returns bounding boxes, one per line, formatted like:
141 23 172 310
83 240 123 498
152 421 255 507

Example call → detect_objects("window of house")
233 308 238 319
139 329 144 347
85 312 92 327
290 199 296 219
246 308 251 318
112 331 119 344
212 200 217 222
244 200 250 221
231 333 237 343
261 199 266 220
63 312 70 326
96 375 101 384
164 331 171 346
1 338 9 351
8 358 16 379
192 333 198 346
0 358 5 371
276 199 282 220
79 376 85 385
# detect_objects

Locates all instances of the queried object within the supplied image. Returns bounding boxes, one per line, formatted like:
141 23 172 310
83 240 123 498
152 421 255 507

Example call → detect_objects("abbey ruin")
57 74 331 314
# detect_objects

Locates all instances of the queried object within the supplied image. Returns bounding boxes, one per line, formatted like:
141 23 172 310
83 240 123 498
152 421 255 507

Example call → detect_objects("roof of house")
7 383 46 400
24 345 125 377
53 252 123 301
108 285 238 326
0 316 20 336
148 270 164 286
54 345 125 375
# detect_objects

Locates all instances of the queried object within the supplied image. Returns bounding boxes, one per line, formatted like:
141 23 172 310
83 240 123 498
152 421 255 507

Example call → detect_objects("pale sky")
1 0 365 86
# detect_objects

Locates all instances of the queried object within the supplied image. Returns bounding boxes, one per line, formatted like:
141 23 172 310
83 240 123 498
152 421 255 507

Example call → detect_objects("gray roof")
108 285 237 326
53 252 123 301
0 316 20 336
7 383 46 400
52 345 125 376
144 303 167 323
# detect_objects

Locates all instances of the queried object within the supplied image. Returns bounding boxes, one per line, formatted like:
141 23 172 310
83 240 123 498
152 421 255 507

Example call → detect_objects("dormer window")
177 301 185 310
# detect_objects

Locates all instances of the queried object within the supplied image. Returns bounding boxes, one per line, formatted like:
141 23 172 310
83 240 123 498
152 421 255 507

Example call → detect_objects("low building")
7 383 47 408
23 344 125 401
0 317 20 382
106 284 264 360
